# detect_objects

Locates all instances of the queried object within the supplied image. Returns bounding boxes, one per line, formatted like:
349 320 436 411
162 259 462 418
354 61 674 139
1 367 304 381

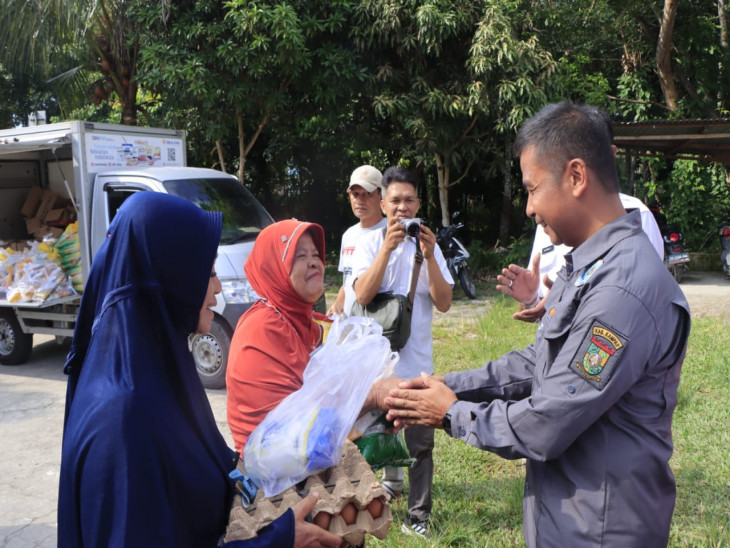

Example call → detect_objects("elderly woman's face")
289 232 324 303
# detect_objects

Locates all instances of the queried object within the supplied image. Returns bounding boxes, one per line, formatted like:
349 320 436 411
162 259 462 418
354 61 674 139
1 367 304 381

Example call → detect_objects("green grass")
363 292 730 547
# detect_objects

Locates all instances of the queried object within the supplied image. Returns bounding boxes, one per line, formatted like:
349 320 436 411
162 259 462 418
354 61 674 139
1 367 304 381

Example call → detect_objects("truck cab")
90 167 273 388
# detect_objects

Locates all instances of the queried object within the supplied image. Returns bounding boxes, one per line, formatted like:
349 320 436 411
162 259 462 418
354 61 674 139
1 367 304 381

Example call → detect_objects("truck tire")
0 309 34 366
189 316 232 389
458 266 478 300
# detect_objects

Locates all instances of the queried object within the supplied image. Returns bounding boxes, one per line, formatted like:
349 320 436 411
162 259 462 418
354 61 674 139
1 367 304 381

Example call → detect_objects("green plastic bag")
352 411 413 471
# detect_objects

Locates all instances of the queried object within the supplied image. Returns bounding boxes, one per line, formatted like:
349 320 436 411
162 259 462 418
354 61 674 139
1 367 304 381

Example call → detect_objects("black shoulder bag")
350 241 423 351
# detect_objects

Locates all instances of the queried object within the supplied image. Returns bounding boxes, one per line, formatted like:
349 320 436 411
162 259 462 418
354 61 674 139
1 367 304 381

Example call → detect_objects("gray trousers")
383 425 434 523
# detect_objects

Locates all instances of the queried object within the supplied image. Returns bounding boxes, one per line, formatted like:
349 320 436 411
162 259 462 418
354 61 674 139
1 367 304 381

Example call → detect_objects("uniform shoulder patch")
571 319 628 390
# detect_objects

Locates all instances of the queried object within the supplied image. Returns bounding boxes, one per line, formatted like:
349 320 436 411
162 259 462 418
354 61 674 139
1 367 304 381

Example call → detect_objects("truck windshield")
162 178 272 245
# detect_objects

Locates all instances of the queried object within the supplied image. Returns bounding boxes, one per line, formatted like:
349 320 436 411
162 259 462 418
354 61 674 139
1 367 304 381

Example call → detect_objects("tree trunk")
656 0 680 111
236 108 245 183
216 140 227 173
718 0 729 109
498 133 513 246
120 81 137 126
434 153 451 227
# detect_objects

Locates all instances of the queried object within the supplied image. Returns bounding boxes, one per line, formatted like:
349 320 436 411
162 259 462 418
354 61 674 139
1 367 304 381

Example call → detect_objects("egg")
340 502 357 525
313 511 331 530
367 497 384 519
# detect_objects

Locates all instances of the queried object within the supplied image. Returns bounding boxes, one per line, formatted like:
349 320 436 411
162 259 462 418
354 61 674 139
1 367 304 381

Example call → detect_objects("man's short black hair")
382 166 419 193
513 101 619 192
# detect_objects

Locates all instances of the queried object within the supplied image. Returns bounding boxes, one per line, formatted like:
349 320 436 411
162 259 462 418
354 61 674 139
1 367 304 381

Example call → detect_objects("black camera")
400 218 422 237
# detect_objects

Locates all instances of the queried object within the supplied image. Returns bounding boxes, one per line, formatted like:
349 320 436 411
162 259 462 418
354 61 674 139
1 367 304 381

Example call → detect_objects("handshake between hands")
366 373 458 430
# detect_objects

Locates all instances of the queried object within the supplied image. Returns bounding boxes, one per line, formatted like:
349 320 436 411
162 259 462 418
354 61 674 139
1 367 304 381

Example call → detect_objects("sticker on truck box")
86 133 184 173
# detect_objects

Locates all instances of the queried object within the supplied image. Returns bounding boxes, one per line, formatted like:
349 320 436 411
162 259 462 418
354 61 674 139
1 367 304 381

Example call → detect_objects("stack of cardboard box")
20 186 76 241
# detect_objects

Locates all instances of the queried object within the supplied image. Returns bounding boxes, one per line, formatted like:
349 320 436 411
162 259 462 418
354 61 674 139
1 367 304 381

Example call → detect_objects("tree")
354 0 558 240
656 0 679 110
134 0 365 182
0 0 149 125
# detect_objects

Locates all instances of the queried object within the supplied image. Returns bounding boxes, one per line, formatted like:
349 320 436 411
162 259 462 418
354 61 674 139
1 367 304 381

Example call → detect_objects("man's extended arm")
353 220 404 305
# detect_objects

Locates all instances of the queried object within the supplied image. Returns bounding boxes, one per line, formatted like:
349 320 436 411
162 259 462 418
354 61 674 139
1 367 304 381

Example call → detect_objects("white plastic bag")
243 315 397 497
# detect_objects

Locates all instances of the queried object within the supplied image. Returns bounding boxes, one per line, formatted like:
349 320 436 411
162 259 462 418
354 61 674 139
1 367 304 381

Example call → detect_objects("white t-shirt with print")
338 218 387 316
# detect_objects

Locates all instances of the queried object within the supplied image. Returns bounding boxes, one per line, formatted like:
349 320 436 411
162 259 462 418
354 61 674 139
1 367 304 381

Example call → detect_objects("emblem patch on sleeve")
571 320 628 390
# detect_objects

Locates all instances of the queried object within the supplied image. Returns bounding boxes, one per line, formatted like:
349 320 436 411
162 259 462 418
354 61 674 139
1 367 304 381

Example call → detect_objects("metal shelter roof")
612 118 730 163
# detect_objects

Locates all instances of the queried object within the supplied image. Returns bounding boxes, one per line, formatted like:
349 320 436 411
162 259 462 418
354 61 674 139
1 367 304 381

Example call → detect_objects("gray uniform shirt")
444 211 690 547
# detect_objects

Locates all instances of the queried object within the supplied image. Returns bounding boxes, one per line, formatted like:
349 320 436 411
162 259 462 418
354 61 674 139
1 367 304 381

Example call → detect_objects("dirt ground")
439 268 730 324
672 270 730 321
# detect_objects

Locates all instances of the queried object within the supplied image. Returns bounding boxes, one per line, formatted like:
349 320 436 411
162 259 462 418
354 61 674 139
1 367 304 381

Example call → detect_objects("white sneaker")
401 520 429 538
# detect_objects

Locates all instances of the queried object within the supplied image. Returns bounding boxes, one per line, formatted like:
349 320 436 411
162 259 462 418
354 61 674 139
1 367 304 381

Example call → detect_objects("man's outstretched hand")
496 252 541 305
384 373 456 429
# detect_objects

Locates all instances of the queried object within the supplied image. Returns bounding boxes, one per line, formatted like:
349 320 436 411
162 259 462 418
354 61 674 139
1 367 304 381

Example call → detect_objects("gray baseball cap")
348 165 383 193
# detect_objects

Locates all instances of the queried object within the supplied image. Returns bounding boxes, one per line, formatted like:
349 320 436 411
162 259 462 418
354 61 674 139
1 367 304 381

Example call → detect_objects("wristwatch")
442 411 453 437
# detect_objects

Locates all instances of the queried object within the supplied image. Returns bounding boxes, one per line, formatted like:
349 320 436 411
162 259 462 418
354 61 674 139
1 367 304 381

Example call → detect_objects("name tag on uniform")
541 245 554 255
575 260 603 287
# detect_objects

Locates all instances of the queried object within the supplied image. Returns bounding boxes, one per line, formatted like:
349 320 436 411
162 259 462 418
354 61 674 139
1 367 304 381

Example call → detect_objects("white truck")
0 121 273 388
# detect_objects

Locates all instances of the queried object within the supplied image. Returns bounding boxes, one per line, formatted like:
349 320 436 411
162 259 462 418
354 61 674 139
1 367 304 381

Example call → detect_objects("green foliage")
135 0 364 169
641 160 730 251
616 70 654 121
5 0 730 255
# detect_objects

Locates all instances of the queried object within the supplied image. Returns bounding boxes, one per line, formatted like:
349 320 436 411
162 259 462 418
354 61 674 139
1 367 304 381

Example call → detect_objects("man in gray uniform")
384 101 691 547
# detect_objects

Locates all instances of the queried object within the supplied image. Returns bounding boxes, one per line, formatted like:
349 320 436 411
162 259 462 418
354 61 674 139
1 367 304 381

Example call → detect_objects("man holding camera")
351 166 453 538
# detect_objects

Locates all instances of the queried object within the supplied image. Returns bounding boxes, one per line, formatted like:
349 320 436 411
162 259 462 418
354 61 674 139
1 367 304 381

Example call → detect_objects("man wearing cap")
327 165 387 316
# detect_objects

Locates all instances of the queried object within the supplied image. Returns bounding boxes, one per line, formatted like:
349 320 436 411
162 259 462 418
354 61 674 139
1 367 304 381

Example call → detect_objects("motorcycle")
436 211 477 299
650 203 690 283
720 221 730 278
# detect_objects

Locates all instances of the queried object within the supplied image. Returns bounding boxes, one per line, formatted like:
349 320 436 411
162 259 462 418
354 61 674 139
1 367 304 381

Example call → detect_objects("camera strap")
407 242 423 311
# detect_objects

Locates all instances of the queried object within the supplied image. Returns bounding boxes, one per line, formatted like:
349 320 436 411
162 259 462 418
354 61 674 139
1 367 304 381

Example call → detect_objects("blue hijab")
58 192 292 547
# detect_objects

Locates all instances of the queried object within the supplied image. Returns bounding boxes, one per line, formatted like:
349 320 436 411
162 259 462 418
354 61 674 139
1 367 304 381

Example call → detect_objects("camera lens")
406 222 420 237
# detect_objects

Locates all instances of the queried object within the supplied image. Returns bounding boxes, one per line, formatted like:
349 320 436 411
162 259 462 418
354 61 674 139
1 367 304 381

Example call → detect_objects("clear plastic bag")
243 315 398 497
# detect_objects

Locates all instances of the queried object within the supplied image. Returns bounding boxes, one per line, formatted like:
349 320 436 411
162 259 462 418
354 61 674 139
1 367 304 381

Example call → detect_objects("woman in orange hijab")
226 220 330 454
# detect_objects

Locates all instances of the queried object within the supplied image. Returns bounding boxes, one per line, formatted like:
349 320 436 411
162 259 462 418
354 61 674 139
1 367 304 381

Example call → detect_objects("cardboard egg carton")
224 440 392 546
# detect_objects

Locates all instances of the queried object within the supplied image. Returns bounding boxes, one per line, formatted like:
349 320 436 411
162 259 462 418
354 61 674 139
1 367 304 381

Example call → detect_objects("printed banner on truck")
85 132 184 173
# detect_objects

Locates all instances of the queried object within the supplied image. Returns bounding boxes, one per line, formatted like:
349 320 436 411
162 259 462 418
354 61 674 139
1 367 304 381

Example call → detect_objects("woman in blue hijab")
58 192 340 548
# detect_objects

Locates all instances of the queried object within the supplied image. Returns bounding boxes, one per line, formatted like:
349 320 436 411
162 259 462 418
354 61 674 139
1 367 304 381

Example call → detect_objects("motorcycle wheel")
669 264 684 284
458 266 478 299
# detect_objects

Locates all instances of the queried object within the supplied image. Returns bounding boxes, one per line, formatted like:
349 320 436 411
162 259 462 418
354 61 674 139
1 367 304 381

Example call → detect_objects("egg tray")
224 440 392 546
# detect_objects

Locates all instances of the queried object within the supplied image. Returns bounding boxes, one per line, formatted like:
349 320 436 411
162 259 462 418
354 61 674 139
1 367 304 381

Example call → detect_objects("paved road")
1 270 728 547
0 341 232 548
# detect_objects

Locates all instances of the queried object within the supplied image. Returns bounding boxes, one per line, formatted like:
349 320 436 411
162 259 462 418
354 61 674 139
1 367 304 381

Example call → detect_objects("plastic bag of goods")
350 410 414 471
5 243 76 303
55 221 84 292
243 315 397 497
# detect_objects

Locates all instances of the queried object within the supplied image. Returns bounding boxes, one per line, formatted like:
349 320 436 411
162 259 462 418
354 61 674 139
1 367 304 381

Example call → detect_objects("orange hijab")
226 220 327 453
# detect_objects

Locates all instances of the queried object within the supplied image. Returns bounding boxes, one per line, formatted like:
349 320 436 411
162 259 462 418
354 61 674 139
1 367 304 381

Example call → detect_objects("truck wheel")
0 309 34 366
189 316 231 389
458 266 478 299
